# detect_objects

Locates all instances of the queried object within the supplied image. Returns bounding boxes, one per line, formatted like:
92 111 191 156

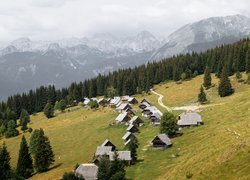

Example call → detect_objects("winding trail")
150 89 172 111
150 89 224 112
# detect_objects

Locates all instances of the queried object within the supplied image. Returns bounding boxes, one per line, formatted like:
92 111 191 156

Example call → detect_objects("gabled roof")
150 112 162 120
75 163 98 180
95 146 112 156
141 98 151 104
101 139 115 148
97 98 104 103
110 97 121 105
177 112 202 126
122 95 130 101
130 116 142 124
109 151 132 161
83 98 90 105
117 103 131 110
139 101 151 108
122 131 132 140
128 97 137 102
115 113 129 122
127 124 138 131
152 134 172 146
143 106 163 116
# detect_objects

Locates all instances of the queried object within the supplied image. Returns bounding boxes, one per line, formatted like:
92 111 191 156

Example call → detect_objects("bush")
88 101 99 109
186 171 193 179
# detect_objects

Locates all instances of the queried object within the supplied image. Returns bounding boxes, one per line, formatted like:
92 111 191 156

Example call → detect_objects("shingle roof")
122 131 132 140
122 96 130 101
95 146 112 156
130 116 142 124
101 139 115 147
143 106 163 116
110 97 121 105
152 134 172 146
117 103 130 110
75 163 98 180
177 112 202 126
127 124 137 131
115 113 128 122
141 98 151 104
109 151 132 161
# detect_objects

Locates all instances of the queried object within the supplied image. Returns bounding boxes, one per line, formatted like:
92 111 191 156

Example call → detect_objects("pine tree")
127 136 138 163
246 73 250 85
97 156 111 180
19 109 30 131
218 66 234 97
33 129 55 173
16 136 33 178
109 151 126 179
246 50 250 73
203 66 212 88
0 142 11 179
5 120 19 138
235 71 242 80
54 100 66 112
160 112 178 137
198 86 207 104
43 102 54 118
29 129 41 155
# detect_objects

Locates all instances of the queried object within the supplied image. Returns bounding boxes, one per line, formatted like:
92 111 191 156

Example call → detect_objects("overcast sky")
0 0 249 44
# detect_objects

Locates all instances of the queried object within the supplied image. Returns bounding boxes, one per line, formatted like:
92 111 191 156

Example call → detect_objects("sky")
0 0 250 44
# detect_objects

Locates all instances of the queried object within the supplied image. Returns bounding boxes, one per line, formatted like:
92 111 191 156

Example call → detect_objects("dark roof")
152 134 172 146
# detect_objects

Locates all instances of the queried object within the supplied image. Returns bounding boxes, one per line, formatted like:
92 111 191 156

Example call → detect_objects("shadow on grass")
30 163 63 177
49 163 63 171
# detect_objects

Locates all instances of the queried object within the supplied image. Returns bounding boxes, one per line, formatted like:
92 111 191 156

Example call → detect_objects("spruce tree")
97 156 111 180
160 112 178 137
246 50 250 73
128 135 139 163
203 66 212 88
43 102 54 119
109 151 126 179
218 66 234 97
246 73 250 84
0 142 11 180
16 136 33 178
20 109 30 131
34 129 55 173
5 120 19 138
198 86 207 104
29 129 41 155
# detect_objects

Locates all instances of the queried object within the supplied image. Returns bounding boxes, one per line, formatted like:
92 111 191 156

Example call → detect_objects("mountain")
1 14 250 100
150 14 250 60
0 31 159 100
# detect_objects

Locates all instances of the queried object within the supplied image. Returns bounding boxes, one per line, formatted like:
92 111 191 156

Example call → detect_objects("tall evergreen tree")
43 102 54 119
29 129 41 155
5 120 19 138
246 50 250 73
198 86 207 103
19 109 30 131
16 136 33 178
218 66 234 97
33 129 55 173
127 136 139 163
160 112 178 137
109 151 126 179
203 66 212 88
0 142 11 180
97 156 111 180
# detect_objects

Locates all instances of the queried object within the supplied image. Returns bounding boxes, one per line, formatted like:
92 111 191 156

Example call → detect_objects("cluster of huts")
73 96 204 180
75 139 132 180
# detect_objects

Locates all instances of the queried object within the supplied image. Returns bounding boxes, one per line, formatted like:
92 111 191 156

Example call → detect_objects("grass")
1 73 250 179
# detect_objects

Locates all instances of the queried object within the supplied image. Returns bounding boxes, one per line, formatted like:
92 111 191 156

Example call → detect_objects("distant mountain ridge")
150 14 250 60
0 14 250 100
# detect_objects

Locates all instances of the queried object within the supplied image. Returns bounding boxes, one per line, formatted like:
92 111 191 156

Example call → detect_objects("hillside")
0 74 250 179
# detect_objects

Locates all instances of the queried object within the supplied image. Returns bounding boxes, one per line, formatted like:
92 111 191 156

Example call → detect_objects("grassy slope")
1 74 250 180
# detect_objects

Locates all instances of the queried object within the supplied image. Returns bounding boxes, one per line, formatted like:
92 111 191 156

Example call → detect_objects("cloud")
0 0 249 44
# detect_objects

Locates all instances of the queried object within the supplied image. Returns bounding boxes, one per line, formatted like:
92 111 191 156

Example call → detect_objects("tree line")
0 39 250 125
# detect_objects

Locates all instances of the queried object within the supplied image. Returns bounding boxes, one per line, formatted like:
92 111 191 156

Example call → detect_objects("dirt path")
150 89 172 111
150 89 224 112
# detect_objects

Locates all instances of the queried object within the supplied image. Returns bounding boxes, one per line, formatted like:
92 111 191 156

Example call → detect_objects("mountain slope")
1 74 249 179
151 14 250 60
